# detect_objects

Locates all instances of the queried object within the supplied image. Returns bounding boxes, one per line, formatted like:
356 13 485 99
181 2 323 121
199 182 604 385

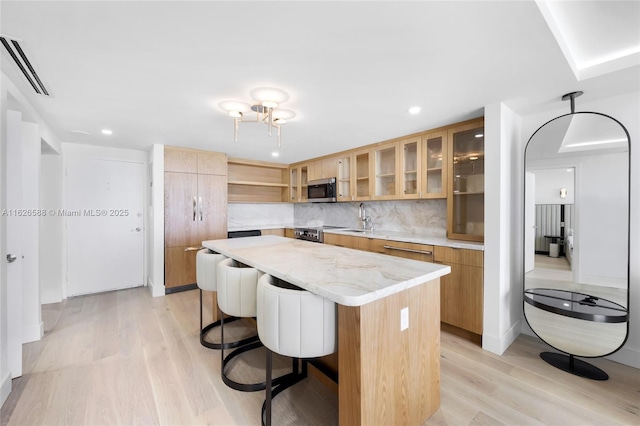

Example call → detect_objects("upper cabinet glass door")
337 155 352 201
400 138 420 199
354 150 371 200
289 167 299 202
421 131 447 199
374 142 398 199
447 120 484 241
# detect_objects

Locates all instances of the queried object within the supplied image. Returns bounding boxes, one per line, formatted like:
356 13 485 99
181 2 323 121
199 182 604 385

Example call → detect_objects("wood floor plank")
2 287 638 426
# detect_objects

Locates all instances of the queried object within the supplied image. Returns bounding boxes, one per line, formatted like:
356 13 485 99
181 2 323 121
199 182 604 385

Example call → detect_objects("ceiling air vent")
0 35 50 96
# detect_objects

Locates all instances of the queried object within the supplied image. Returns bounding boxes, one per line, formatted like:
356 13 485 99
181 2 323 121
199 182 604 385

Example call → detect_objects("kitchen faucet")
359 203 373 232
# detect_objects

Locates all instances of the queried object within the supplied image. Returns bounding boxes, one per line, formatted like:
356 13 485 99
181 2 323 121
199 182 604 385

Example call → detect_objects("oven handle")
383 245 432 255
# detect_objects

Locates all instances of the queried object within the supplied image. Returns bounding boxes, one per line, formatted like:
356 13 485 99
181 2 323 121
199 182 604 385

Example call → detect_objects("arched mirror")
523 92 630 380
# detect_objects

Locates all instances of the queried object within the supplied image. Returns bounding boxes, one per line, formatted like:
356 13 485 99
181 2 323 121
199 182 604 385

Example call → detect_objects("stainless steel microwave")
307 177 337 202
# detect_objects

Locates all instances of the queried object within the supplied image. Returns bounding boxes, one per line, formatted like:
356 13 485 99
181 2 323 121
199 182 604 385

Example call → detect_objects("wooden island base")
338 278 441 425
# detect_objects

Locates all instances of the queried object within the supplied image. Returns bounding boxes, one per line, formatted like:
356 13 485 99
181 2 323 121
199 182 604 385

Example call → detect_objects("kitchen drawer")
433 246 483 267
374 239 434 262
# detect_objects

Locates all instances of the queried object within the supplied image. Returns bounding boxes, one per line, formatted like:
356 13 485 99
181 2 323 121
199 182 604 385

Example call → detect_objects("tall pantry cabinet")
164 146 228 291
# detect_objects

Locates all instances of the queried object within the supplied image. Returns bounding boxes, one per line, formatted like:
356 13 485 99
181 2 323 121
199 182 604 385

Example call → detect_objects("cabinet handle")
192 197 197 221
383 245 432 255
199 196 203 221
184 246 205 252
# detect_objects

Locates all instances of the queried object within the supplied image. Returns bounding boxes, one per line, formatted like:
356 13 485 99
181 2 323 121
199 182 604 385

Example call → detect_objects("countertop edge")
322 229 485 251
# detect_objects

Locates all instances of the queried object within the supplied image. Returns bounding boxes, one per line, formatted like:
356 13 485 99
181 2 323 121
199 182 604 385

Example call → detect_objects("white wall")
520 91 640 368
21 121 42 343
148 144 165 297
1 71 63 406
40 151 64 304
532 168 575 204
483 102 523 355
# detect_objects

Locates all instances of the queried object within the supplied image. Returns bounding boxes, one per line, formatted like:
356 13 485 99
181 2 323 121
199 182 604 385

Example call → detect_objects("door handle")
199 196 203 221
135 227 142 232
6 254 17 263
193 196 197 221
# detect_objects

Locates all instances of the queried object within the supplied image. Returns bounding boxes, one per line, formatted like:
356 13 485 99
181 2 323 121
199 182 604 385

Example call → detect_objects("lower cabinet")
434 246 483 338
324 234 484 342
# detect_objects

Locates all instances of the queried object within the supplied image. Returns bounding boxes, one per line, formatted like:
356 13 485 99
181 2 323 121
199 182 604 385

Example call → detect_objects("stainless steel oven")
294 226 344 243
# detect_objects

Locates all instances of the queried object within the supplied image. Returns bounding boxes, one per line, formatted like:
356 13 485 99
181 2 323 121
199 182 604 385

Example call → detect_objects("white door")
5 109 24 378
524 172 536 273
66 157 145 296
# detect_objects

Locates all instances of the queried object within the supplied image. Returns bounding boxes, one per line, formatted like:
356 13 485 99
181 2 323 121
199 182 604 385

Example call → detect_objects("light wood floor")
2 287 639 426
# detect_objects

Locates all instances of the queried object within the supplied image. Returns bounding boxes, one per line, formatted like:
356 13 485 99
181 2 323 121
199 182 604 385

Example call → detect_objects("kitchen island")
203 235 451 425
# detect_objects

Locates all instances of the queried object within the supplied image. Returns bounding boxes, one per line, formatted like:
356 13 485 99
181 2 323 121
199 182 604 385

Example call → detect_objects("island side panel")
338 278 441 425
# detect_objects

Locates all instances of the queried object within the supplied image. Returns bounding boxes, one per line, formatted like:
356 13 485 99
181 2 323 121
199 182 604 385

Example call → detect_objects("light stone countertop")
203 235 451 307
323 228 485 251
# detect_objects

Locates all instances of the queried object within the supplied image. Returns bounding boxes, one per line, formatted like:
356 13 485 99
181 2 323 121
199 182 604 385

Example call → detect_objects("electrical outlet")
400 307 409 331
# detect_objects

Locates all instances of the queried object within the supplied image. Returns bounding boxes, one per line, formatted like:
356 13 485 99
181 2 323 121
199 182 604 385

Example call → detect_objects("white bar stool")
217 257 265 392
257 274 337 426
196 249 250 350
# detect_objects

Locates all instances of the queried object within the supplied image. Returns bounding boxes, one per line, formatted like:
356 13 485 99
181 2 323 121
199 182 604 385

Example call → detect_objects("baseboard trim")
483 319 521 355
41 289 63 305
0 371 11 408
22 321 43 344
147 278 165 298
165 283 197 294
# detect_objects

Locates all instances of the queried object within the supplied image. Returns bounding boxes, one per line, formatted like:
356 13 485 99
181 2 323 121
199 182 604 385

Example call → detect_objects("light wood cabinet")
307 160 323 182
421 131 447 199
434 246 483 336
284 228 295 238
373 142 399 200
289 164 308 203
164 147 227 290
324 233 483 342
399 137 421 199
447 119 484 242
378 240 434 262
307 157 338 183
337 155 353 201
227 158 289 203
323 233 369 250
354 149 372 201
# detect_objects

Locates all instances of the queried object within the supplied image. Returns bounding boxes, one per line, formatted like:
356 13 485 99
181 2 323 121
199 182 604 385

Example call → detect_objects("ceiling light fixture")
218 87 296 148
408 106 421 115
101 129 113 135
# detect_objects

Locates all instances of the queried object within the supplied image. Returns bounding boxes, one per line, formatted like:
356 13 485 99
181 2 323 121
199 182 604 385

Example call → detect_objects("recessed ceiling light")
475 133 483 138
566 168 573 172
271 152 279 157
101 129 113 135
408 106 421 115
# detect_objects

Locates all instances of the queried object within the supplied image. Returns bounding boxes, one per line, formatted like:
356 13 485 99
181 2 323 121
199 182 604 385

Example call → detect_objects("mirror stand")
540 352 608 381
523 91 630 381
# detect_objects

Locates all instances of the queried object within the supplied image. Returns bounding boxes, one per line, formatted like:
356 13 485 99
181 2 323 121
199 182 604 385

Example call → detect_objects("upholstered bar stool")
196 249 241 349
217 257 265 392
257 274 337 426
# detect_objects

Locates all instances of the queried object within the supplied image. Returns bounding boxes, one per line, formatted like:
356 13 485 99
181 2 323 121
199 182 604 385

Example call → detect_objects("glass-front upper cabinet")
373 142 398 200
289 167 299 202
289 164 308 202
337 155 352 201
421 131 447 199
300 165 308 202
447 119 484 242
354 149 371 200
400 137 420 199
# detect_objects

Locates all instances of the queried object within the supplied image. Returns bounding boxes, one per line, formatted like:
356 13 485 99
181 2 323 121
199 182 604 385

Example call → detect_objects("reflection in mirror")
523 96 630 381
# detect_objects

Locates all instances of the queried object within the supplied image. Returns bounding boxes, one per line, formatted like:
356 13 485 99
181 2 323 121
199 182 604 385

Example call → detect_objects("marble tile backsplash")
295 199 447 236
228 200 447 236
227 203 294 231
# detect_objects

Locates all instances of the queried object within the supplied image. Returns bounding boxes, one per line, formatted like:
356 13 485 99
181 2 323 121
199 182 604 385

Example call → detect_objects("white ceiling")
1 1 639 164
